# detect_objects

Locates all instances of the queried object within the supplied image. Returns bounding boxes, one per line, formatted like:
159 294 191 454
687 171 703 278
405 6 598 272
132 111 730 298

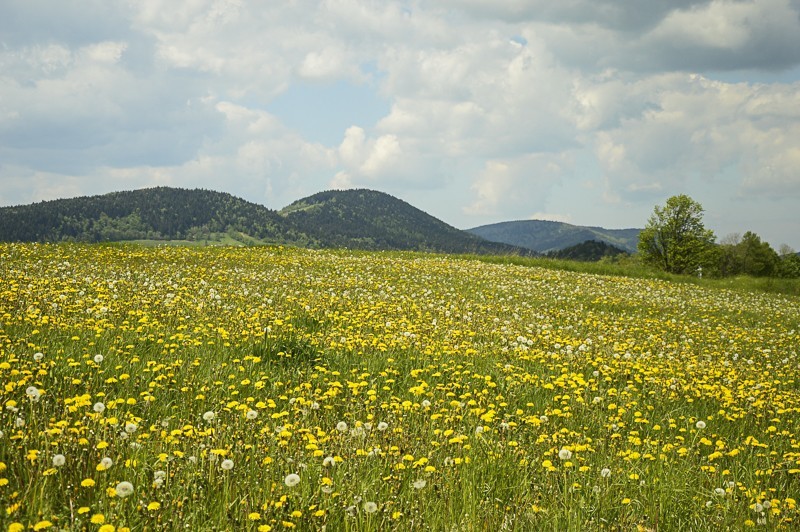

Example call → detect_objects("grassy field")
1 243 799 531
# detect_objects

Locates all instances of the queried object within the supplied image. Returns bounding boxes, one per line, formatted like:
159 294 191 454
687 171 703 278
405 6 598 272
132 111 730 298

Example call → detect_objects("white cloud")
464 154 571 216
2 0 800 247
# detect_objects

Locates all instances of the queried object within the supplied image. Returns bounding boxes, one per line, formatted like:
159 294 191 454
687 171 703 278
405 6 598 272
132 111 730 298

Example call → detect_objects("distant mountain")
467 220 641 253
0 187 312 245
280 189 530 255
0 187 530 256
546 240 629 261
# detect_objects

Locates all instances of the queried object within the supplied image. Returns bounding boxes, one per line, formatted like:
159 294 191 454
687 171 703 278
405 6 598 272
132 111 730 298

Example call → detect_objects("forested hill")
0 187 313 245
280 189 529 255
0 187 530 255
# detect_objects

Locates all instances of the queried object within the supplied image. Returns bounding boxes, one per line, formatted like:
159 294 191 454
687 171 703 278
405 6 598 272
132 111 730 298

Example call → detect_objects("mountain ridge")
467 219 641 254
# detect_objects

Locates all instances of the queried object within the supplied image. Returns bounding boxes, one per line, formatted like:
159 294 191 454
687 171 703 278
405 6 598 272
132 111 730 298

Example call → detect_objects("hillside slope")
0 187 530 256
467 220 640 253
0 187 312 245
280 189 530 255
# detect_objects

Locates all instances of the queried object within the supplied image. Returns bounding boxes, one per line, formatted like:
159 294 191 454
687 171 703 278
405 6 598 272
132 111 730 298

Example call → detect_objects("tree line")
638 195 799 278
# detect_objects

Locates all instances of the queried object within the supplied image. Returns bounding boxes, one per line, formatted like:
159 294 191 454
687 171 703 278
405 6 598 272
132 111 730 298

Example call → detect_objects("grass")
465 253 800 298
1 243 799 531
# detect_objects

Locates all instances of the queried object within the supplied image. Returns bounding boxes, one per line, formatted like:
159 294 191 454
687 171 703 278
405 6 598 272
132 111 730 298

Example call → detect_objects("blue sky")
1 0 799 249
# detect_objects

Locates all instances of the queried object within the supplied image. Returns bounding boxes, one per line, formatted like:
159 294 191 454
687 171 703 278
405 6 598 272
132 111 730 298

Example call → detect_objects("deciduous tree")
638 195 716 274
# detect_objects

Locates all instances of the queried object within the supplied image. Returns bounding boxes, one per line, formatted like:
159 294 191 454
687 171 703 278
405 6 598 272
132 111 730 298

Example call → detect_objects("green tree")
638 194 716 274
737 231 779 277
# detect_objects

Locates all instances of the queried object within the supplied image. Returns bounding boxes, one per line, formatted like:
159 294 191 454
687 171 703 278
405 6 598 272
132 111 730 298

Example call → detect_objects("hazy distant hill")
280 189 530 255
467 220 641 253
0 187 529 256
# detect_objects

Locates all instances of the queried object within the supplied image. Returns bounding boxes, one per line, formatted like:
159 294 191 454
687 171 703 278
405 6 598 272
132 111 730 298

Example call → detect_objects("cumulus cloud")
583 73 800 203
1 0 800 246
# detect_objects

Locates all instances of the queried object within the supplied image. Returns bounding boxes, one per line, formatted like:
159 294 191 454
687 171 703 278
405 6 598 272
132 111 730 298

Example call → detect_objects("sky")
1 0 799 249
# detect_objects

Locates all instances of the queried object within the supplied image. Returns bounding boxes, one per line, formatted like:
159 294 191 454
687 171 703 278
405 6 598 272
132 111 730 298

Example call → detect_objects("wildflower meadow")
1 243 799 530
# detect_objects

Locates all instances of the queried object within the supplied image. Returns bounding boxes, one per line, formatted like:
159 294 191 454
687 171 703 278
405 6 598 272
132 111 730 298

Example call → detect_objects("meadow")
1 243 799 531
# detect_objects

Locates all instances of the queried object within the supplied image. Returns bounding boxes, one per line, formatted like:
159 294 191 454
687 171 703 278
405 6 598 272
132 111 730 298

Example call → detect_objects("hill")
0 187 529 256
546 239 629 261
280 189 529 255
0 187 313 246
467 219 641 253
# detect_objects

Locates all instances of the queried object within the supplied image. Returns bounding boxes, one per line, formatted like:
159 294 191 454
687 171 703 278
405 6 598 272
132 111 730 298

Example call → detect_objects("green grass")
1 243 799 531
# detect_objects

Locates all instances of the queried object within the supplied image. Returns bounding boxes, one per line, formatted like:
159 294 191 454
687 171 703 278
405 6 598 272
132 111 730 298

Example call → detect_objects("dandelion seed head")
696 420 706 430
284 473 300 487
52 454 66 467
558 448 573 460
33 352 44 362
364 501 378 513
115 481 134 498
93 402 106 413
221 459 234 470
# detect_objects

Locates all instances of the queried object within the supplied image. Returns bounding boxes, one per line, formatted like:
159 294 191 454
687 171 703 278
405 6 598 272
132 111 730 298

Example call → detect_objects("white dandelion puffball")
413 479 427 490
600 468 611 478
26 386 41 401
284 473 300 487
33 352 44 362
323 456 336 467
203 411 215 422
558 448 573 460
696 420 707 429
421 400 431 408
100 457 113 469
377 422 389 431
52 454 66 467
715 487 726 496
336 421 348 432
364 501 378 514
221 459 234 471
115 481 134 498
246 410 258 420
124 422 138 434
154 470 167 480
94 354 104 364
93 402 106 413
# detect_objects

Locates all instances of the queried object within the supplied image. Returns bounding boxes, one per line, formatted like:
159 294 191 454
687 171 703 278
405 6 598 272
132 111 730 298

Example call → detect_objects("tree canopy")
637 194 716 275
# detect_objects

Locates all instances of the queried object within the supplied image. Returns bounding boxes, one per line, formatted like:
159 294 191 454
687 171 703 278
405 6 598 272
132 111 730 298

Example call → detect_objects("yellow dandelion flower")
8 524 24 532
90 514 105 524
248 512 261 521
81 478 96 487
147 502 161 511
33 521 54 530
98 525 115 532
